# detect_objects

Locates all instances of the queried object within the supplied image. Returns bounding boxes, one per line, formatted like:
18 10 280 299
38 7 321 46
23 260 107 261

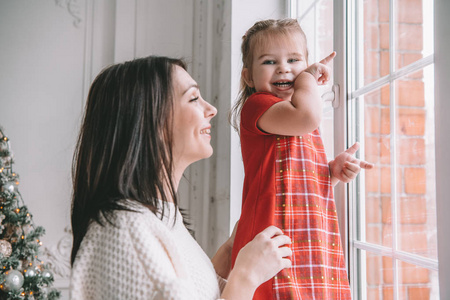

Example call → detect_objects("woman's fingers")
271 232 292 247
278 245 293 259
282 257 293 268
258 225 284 239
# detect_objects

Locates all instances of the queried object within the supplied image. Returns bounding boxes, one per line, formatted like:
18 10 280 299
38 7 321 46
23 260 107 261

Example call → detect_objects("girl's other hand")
329 142 375 186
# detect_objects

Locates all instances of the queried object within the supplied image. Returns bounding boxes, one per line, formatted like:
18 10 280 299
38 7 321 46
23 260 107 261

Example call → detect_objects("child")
230 19 373 299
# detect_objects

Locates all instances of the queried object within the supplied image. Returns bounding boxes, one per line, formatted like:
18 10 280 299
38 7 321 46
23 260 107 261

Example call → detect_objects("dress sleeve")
241 92 284 135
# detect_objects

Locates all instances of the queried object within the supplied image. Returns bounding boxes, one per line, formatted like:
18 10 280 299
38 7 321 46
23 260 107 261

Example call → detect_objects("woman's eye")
262 60 275 65
190 97 199 102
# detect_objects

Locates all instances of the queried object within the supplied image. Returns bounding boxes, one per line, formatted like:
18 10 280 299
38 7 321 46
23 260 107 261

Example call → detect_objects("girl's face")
172 66 217 168
243 32 308 101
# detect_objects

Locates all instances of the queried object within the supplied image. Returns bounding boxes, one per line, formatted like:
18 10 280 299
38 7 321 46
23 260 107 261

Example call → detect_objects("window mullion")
388 0 401 298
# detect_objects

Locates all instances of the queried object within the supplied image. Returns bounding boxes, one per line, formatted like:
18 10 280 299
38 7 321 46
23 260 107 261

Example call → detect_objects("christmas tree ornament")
23 267 37 279
2 181 16 193
2 269 24 292
41 269 53 281
0 239 12 257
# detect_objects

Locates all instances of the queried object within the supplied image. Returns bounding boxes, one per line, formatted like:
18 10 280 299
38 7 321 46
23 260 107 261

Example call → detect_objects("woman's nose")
204 101 217 118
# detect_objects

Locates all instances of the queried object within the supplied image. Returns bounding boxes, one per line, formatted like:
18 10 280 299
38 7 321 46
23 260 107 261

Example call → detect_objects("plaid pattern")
272 132 351 299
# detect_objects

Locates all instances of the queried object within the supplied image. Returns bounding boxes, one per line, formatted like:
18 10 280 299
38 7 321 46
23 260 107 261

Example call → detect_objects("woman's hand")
221 226 292 300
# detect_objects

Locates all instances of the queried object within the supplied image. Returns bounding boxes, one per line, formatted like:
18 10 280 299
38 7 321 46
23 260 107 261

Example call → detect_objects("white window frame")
288 0 450 298
333 0 450 298
433 0 450 298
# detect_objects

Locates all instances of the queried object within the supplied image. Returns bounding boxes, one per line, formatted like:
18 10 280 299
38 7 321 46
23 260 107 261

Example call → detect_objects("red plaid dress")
231 93 351 299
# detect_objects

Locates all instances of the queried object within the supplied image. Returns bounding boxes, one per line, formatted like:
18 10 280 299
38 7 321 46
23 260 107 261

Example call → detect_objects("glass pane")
362 86 392 248
297 0 334 159
395 0 434 70
363 0 390 85
398 261 440 299
395 65 437 259
363 250 394 300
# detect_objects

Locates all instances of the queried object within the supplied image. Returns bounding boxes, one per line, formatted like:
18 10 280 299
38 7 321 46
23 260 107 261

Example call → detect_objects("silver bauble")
0 239 12 257
2 269 24 292
41 270 53 280
2 181 16 193
23 267 37 278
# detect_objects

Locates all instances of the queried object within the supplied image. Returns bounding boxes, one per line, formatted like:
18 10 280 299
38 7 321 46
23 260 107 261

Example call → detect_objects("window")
347 0 438 298
290 0 449 298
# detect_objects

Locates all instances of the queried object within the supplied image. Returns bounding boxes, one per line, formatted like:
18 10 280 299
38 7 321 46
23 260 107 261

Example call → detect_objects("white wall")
0 1 95 297
0 0 288 297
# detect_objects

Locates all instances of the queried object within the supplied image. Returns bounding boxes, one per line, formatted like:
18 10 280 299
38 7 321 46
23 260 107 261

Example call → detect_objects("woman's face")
172 66 217 168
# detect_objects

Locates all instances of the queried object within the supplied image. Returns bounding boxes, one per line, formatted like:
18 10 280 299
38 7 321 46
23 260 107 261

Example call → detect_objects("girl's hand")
302 51 336 85
329 142 374 186
231 226 292 289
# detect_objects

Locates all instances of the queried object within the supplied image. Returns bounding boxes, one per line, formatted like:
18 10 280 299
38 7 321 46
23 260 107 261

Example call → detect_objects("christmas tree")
0 127 60 300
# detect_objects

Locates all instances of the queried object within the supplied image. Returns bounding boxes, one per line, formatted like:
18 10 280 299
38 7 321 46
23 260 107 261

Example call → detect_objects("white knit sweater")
70 201 226 299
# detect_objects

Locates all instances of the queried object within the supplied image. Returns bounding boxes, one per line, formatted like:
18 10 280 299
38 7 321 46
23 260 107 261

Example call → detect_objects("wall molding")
55 0 83 27
41 226 72 279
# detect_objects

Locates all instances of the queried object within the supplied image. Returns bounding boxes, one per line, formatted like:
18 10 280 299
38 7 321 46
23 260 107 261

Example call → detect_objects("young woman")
70 56 292 300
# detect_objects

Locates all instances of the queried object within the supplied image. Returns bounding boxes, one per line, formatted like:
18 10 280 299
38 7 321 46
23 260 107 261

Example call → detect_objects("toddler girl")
230 19 373 299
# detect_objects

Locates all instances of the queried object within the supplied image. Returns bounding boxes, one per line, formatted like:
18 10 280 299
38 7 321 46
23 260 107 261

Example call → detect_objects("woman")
70 56 292 300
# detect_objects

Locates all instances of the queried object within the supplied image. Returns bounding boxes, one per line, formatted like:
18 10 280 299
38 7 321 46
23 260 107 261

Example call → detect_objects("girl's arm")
258 52 336 136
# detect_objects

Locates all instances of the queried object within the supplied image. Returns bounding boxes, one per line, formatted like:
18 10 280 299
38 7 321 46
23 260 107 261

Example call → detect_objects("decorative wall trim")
55 0 82 27
41 226 72 279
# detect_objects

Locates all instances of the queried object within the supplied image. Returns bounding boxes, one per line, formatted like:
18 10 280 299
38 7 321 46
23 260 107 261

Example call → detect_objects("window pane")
395 0 434 70
363 0 390 85
361 86 393 248
397 262 440 299
362 250 394 300
395 66 437 259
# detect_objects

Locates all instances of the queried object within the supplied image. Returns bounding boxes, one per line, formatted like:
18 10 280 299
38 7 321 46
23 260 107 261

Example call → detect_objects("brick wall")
363 0 435 299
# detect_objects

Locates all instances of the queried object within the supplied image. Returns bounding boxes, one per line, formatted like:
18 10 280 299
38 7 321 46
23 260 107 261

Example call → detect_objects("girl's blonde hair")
229 18 308 132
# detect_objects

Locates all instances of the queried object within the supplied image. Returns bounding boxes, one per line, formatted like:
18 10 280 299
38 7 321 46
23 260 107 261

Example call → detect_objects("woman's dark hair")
70 56 186 265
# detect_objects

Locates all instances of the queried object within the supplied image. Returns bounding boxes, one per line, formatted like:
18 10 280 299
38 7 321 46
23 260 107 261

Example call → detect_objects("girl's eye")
288 58 299 63
262 60 275 65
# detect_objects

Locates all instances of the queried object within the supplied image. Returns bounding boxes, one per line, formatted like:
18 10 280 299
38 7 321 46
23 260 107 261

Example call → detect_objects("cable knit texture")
70 200 225 299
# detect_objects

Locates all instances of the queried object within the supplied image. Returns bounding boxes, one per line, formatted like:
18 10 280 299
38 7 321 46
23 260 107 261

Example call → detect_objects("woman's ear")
242 68 254 88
